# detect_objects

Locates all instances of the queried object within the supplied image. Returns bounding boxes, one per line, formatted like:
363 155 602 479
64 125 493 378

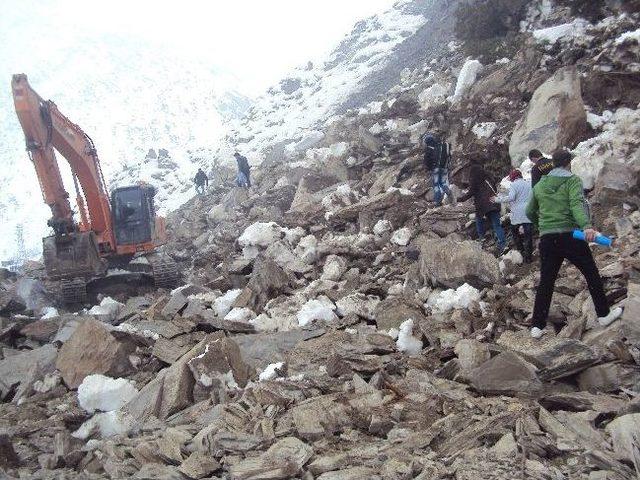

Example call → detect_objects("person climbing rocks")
492 169 534 263
423 133 455 206
525 150 623 339
529 149 554 188
193 168 208 195
234 152 251 188
458 160 506 253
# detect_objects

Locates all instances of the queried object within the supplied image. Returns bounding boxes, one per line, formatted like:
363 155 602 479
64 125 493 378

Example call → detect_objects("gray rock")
0 344 57 400
577 363 640 393
373 296 426 331
605 413 640 463
228 437 313 480
468 351 542 396
454 339 491 371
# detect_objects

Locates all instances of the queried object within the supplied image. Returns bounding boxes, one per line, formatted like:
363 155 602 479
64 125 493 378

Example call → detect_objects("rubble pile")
2 1 640 479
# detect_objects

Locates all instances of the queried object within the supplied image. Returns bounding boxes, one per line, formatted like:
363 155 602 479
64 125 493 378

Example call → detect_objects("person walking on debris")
234 152 251 188
492 169 534 263
423 133 455 206
526 150 623 339
529 149 554 188
193 168 208 195
458 160 506 253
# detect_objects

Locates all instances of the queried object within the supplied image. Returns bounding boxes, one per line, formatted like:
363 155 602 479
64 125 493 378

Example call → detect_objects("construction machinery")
12 74 179 303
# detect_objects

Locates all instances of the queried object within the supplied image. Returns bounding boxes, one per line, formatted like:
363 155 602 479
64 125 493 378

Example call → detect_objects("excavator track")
149 256 179 289
60 278 88 304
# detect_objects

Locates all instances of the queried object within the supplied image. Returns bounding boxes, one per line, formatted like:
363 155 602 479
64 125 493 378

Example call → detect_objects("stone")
492 432 518 457
308 453 349 476
228 437 313 480
134 463 187 479
577 363 640 393
56 319 135 389
540 392 627 414
605 414 640 463
235 255 292 313
374 297 426 331
317 468 378 480
0 289 26 315
187 334 252 389
418 238 500 289
179 451 221 479
622 283 640 344
336 293 380 321
467 352 542 396
0 434 20 469
0 344 57 400
454 339 490 371
509 67 588 166
19 319 60 342
321 255 348 282
497 331 598 380
594 161 638 206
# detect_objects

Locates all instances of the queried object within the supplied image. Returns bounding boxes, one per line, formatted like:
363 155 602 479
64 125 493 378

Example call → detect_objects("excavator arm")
11 74 116 253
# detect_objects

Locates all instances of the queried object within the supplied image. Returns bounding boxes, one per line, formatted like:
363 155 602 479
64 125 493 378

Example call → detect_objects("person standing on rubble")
423 133 456 206
526 150 623 339
234 152 251 188
529 149 554 188
193 168 208 195
492 169 534 263
458 160 506 253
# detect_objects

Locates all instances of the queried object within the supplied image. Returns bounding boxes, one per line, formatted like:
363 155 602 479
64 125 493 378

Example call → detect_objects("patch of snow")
472 122 497 139
238 222 284 249
297 296 338 327
214 289 243 317
390 227 411 246
259 362 285 381
532 19 591 45
450 59 483 103
73 411 134 440
387 328 399 340
386 186 413 196
418 83 449 110
40 307 59 320
428 283 481 313
495 57 511 64
224 307 255 323
615 28 640 46
77 374 139 414
396 319 423 355
114 323 160 341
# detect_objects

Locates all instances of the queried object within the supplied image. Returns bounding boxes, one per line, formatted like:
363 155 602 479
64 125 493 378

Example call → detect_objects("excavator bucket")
42 231 107 281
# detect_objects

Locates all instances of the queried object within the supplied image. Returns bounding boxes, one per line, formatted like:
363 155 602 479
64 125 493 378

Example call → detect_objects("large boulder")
56 319 135 389
234 255 293 313
509 67 588 166
467 352 542 397
374 297 427 332
593 160 639 206
418 238 500 289
0 345 57 400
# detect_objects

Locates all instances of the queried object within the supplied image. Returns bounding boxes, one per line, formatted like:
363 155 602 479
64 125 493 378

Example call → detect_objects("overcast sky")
2 0 398 94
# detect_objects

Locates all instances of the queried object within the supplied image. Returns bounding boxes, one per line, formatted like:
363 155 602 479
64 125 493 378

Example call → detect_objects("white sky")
2 0 399 94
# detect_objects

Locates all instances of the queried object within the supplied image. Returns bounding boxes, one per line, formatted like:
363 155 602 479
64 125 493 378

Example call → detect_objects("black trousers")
532 233 610 329
511 223 533 262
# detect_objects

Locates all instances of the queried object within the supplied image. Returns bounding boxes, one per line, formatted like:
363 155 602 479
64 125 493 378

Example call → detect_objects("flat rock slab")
468 351 542 397
605 413 640 462
497 330 599 380
317 467 379 480
0 344 57 400
229 437 312 480
577 363 640 393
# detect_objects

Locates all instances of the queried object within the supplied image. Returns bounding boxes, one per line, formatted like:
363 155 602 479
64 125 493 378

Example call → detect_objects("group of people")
423 134 623 339
192 152 252 195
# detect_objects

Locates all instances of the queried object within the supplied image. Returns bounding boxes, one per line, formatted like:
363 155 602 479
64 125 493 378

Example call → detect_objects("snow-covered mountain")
225 0 458 159
0 5 251 263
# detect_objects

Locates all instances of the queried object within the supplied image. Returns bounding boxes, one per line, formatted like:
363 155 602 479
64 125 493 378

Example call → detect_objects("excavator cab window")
111 186 153 246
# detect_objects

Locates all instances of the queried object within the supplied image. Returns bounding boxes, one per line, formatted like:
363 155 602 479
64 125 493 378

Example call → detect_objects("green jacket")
526 168 591 235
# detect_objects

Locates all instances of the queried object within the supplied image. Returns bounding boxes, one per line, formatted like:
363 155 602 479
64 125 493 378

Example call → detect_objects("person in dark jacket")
193 168 208 195
529 149 554 188
525 150 623 339
458 161 506 252
234 152 251 188
423 134 455 206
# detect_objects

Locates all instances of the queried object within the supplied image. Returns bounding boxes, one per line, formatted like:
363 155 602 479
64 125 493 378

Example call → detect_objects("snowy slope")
0 7 250 263
224 0 458 159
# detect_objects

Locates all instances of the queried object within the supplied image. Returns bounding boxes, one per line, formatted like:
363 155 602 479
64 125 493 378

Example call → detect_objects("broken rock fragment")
228 437 313 480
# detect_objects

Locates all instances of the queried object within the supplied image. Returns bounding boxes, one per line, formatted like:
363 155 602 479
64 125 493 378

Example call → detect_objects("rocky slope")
2 1 640 479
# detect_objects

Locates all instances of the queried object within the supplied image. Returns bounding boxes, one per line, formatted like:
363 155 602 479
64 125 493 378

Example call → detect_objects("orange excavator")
12 74 178 303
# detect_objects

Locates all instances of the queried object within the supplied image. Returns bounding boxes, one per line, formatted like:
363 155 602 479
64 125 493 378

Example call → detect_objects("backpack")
423 135 451 170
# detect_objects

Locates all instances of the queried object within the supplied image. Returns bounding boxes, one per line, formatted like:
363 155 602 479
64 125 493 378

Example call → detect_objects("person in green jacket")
525 150 622 339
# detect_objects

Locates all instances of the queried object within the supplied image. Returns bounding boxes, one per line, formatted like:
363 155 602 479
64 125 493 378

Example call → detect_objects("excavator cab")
111 184 157 247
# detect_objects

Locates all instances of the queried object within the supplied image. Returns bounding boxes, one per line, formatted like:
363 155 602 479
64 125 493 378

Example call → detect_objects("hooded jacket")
526 168 591 235
495 177 532 225
458 163 499 216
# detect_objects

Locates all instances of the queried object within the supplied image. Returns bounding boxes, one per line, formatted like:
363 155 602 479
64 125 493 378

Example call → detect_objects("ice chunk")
259 362 285 381
297 296 337 327
451 59 483 103
77 374 139 414
396 319 423 355
40 307 59 319
214 289 242 318
428 283 481 313
391 227 411 246
224 307 255 323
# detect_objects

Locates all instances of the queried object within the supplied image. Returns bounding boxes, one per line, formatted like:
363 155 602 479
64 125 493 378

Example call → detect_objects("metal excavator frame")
12 74 179 303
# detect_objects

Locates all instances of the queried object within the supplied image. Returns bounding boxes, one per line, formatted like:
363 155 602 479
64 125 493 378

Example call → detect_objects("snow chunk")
297 296 338 327
41 307 59 320
224 307 255 323
615 28 640 46
532 19 590 44
396 319 423 355
391 227 411 246
238 222 284 249
451 59 483 103
73 411 134 440
214 289 242 317
472 122 497 139
418 83 449 110
428 283 481 313
259 362 285 381
78 374 138 414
